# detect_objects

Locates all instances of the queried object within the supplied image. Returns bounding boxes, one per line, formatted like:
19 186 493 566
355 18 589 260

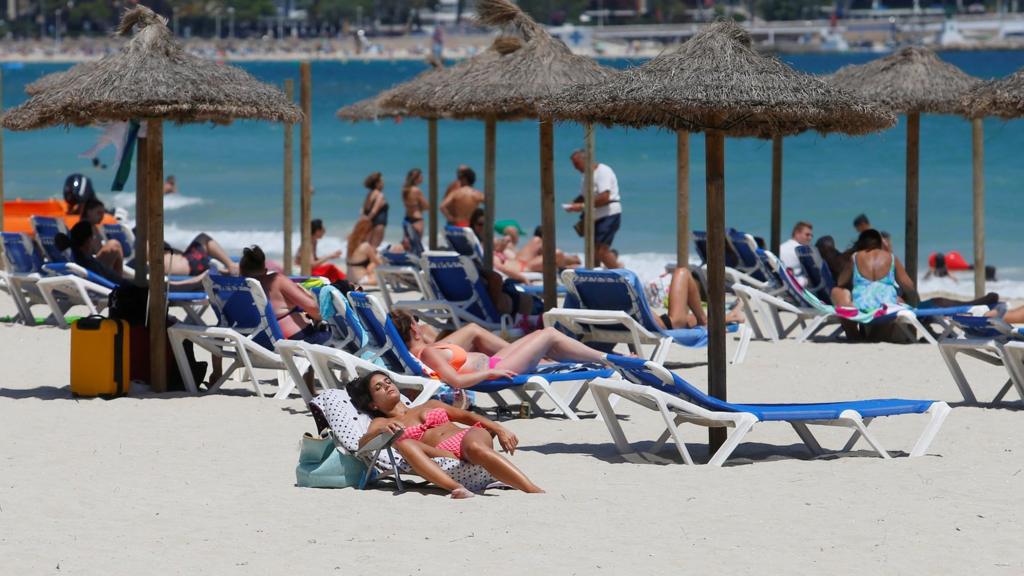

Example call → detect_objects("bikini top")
399 408 450 442
419 343 467 372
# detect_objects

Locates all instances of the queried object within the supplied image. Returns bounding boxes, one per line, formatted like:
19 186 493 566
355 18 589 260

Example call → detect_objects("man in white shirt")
565 150 622 269
778 221 814 287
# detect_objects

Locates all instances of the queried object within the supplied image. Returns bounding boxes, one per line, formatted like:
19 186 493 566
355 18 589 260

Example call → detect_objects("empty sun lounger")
543 268 749 364
1 232 52 324
937 313 1024 404
589 355 950 466
348 290 613 420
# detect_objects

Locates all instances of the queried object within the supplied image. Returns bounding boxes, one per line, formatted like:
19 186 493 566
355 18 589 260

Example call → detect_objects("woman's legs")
662 268 704 328
460 428 542 493
494 327 604 373
394 440 472 497
369 225 385 249
192 234 239 275
441 323 509 356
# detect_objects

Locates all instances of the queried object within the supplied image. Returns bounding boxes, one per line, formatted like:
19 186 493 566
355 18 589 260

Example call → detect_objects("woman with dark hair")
239 245 328 345
401 168 428 239
814 235 849 281
361 171 388 248
390 310 606 389
55 221 128 286
296 219 345 282
830 229 915 311
347 371 542 498
80 198 125 277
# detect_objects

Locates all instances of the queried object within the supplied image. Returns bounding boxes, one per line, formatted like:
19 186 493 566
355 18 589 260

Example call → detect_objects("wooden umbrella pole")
972 118 985 298
146 119 167 393
583 124 595 269
705 130 727 454
770 135 783 255
905 112 920 288
134 132 149 285
483 117 497 271
428 118 439 250
283 79 295 276
676 130 690 270
539 120 557 310
299 62 313 276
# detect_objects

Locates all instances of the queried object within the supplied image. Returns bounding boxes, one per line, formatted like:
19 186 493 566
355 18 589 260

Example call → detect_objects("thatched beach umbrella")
382 0 612 308
336 58 446 249
831 47 978 288
544 20 895 454
2 5 301 392
960 69 1024 297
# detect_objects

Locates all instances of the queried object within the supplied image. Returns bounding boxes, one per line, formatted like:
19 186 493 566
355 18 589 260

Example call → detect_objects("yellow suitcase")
70 316 130 397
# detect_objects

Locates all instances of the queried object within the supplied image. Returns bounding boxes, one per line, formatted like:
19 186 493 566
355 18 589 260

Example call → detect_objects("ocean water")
3 52 1024 296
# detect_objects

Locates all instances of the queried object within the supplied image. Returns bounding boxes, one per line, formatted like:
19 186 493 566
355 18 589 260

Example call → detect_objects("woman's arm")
835 256 853 289
358 417 403 448
430 400 519 454
420 347 516 389
366 192 385 218
893 257 921 306
416 189 430 211
279 276 322 323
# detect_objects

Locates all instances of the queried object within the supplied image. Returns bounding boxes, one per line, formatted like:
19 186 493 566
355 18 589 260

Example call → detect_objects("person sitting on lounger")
81 198 125 277
390 310 606 389
653 266 745 329
57 221 202 290
240 245 328 345
347 371 543 498
296 218 345 283
831 229 915 312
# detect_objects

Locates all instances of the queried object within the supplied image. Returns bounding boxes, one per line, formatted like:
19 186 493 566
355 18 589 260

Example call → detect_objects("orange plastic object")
3 199 118 235
928 250 971 271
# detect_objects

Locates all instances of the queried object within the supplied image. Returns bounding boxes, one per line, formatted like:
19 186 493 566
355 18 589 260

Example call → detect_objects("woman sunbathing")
390 310 606 389
347 371 543 498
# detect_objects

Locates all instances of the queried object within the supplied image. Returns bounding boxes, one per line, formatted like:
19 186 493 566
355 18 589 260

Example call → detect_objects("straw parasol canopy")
335 56 446 122
382 0 612 120
961 68 1024 119
3 6 301 130
1 5 301 394
831 46 978 115
544 21 894 137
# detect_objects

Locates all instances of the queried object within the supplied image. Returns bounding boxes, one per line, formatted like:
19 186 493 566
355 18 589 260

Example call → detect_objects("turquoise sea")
3 51 1024 295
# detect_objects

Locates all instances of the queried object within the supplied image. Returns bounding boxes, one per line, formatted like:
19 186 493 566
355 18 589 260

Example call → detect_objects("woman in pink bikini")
389 310 608 390
347 371 543 498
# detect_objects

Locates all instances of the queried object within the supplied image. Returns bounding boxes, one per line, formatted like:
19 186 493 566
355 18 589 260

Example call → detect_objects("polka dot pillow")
310 389 496 492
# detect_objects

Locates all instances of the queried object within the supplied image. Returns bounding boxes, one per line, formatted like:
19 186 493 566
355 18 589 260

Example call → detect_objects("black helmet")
62 173 95 208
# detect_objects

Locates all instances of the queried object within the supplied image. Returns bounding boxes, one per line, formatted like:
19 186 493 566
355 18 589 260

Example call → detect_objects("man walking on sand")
565 149 621 269
440 166 484 227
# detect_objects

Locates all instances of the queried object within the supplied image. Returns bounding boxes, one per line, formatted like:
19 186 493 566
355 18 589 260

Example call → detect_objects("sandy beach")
1 294 1022 575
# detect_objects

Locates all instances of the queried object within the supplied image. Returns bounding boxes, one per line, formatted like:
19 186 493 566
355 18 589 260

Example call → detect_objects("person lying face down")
346 371 543 499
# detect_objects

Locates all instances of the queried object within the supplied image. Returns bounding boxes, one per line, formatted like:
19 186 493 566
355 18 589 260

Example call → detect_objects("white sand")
1 297 1023 574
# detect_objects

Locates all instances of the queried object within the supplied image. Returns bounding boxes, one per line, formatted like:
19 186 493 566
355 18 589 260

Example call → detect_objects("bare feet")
450 486 474 499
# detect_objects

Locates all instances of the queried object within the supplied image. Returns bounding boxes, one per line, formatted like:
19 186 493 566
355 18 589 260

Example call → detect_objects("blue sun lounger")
937 313 1024 404
588 354 951 466
346 290 613 420
543 268 748 364
1 232 52 323
795 244 834 303
168 275 298 398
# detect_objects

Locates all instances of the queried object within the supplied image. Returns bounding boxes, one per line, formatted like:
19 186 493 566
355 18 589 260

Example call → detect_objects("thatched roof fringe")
2 4 301 130
961 68 1024 119
829 46 978 115
540 20 895 138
